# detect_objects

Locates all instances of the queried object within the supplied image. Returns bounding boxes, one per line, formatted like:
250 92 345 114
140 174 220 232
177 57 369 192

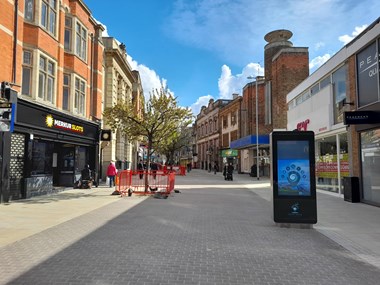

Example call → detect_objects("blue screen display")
277 140 311 196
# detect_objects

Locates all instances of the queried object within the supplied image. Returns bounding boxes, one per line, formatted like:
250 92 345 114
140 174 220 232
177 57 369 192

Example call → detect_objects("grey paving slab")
1 170 380 284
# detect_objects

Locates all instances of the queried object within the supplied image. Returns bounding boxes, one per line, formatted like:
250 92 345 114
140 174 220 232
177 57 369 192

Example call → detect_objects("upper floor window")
310 83 320 96
38 55 55 104
25 0 34 22
320 75 331 90
76 21 87 60
64 17 72 51
223 116 228 128
22 50 33 96
332 64 347 124
41 0 57 35
357 40 379 107
231 113 236 125
74 77 86 115
63 74 70 111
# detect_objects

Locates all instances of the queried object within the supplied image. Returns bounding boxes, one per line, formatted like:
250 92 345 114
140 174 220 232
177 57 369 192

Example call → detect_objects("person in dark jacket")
137 159 144 179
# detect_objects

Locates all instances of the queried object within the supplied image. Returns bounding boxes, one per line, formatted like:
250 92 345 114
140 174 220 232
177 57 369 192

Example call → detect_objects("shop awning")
230 135 270 149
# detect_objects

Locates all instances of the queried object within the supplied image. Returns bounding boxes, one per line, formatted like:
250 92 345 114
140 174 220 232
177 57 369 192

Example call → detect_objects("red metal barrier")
116 170 176 197
179 166 186 176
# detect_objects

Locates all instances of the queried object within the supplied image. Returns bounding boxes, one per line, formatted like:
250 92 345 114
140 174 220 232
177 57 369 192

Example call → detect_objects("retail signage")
344 111 380 125
45 114 84 133
221 149 238 157
356 41 379 107
16 99 99 140
296 119 310 131
271 131 317 224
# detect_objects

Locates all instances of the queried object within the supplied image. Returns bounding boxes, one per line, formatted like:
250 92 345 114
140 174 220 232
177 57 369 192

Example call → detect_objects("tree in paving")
156 125 193 167
103 87 193 192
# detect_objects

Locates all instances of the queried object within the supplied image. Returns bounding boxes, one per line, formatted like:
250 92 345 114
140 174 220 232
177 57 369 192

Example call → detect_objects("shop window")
361 130 380 204
22 50 33 96
315 136 339 193
28 140 54 175
332 64 347 124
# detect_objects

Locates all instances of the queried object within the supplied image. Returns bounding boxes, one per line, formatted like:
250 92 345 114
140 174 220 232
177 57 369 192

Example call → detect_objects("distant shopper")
151 161 158 179
107 161 117 187
137 159 144 179
213 161 219 174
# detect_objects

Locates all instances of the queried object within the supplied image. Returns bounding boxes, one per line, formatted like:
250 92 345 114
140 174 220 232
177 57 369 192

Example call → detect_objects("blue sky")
87 0 380 115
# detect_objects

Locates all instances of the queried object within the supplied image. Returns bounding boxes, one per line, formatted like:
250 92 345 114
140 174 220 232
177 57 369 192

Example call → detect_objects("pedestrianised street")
1 170 380 285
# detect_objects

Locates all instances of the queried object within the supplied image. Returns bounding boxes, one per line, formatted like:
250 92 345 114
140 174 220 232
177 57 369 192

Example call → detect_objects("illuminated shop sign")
45 114 84 133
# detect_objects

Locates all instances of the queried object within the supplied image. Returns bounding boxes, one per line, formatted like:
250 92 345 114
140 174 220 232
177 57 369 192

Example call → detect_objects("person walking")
106 161 117 187
137 159 144 179
213 161 219 174
151 161 158 179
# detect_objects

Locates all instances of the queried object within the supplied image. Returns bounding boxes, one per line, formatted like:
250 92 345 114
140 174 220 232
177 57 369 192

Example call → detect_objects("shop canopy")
230 135 270 149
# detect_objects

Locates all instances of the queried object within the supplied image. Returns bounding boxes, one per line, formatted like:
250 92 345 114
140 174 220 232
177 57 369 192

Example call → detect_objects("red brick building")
0 0 104 202
231 30 309 176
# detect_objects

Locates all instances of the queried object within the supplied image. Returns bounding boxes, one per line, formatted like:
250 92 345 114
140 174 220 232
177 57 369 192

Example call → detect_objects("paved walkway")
0 169 379 284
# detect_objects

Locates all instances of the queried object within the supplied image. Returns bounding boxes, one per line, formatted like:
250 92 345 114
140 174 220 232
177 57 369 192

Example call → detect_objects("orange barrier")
179 166 186 176
116 170 176 197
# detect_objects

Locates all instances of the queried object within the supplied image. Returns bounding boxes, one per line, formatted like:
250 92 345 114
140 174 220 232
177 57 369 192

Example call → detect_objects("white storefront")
285 29 353 195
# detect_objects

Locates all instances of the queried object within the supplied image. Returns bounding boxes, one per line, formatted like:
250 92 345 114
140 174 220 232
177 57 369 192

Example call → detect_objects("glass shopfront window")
315 133 348 193
361 129 380 205
28 140 54 175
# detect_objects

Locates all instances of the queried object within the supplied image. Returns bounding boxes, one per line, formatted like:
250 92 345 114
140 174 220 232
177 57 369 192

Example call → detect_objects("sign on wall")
357 40 380 107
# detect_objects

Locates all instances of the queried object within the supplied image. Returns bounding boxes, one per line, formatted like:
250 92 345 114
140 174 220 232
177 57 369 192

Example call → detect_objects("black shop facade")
6 99 100 201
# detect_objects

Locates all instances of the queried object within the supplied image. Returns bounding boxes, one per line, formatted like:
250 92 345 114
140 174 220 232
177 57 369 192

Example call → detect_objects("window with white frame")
74 77 86 115
63 74 70 111
64 17 72 51
25 0 34 22
22 50 33 96
38 55 55 104
41 0 57 35
76 21 87 60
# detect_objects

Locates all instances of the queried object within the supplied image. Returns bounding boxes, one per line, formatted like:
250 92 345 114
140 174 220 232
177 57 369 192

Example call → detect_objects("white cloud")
314 42 325 51
218 63 264 99
126 55 168 101
339 25 368 45
93 17 109 37
309 54 331 71
190 95 214 115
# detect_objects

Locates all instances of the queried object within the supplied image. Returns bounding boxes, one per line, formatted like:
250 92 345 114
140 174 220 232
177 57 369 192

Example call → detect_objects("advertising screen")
277 140 311 196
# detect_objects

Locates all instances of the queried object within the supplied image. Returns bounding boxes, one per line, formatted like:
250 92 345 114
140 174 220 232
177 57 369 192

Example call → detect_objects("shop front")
220 149 239 172
230 135 270 176
8 99 100 200
288 92 349 195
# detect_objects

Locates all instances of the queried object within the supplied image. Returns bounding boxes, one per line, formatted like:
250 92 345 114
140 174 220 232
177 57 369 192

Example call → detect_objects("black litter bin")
343 176 360 203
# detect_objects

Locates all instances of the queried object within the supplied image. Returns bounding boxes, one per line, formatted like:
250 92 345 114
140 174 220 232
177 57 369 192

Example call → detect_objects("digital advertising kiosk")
271 131 317 225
